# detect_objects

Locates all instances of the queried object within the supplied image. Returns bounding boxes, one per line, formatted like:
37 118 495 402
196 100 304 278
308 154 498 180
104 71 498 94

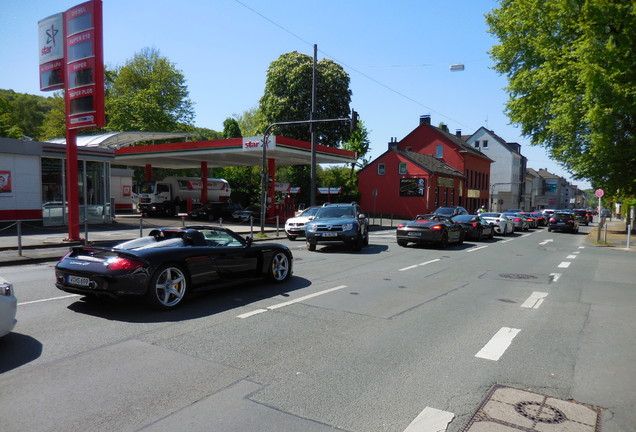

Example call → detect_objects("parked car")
189 202 243 222
572 209 591 226
480 212 514 236
433 206 469 217
450 214 495 240
542 209 556 220
232 206 261 223
284 206 321 240
55 226 293 310
548 211 580 233
396 214 465 248
503 212 529 231
0 276 17 338
305 203 369 251
600 209 612 219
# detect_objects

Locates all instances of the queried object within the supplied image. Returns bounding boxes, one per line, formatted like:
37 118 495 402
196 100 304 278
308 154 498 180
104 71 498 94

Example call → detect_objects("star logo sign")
46 24 58 47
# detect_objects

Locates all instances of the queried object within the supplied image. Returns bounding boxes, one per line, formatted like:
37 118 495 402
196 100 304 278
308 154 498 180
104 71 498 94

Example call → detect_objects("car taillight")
514 218 521 222
472 222 478 227
107 257 144 270
549 217 556 223
431 225 442 230
397 223 405 228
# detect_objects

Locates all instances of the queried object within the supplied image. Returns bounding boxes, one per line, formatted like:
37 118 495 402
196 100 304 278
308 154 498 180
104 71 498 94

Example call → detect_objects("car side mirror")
245 236 253 247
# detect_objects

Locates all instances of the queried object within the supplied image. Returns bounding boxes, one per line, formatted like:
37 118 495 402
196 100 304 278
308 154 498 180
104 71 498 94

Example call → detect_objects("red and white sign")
242 136 275 151
595 189 604 198
38 13 65 91
63 0 105 130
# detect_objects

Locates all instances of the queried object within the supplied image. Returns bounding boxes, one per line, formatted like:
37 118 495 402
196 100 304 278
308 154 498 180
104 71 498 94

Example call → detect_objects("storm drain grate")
460 384 603 431
499 273 538 280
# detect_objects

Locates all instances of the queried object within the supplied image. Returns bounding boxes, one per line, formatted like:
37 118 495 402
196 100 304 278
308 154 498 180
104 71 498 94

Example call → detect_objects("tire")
363 228 369 246
477 229 483 241
458 231 465 245
287 235 297 241
439 232 449 249
145 264 188 310
548 227 552 232
352 233 363 251
307 239 316 251
268 251 291 282
397 239 408 247
502 225 507 236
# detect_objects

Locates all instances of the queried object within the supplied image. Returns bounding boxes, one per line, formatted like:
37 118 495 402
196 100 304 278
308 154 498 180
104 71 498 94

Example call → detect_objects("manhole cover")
515 401 566 424
499 273 538 280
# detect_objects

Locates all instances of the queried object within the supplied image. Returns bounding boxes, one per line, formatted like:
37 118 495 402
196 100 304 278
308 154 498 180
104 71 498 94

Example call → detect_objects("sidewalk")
0 216 633 267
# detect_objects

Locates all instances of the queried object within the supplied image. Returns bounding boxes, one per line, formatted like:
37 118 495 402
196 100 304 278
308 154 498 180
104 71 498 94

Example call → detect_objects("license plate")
407 232 422 237
321 232 338 237
68 275 90 287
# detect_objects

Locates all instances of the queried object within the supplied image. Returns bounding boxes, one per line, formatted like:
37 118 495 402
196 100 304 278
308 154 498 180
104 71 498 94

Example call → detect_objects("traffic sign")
595 189 604 198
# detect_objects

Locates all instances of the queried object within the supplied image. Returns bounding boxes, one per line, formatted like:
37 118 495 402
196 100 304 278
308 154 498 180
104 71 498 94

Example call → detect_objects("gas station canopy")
113 135 357 169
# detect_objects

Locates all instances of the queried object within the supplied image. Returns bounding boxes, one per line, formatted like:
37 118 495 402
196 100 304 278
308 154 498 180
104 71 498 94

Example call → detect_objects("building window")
398 162 407 175
482 140 488 148
435 145 443 158
474 140 480 148
377 163 385 175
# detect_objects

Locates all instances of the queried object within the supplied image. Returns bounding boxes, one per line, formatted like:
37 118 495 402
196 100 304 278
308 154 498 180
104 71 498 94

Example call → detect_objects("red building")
358 116 492 219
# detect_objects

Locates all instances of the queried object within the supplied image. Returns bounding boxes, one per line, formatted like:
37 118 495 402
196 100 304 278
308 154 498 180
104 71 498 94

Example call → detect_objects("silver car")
0 276 17 338
481 212 514 236
503 212 529 231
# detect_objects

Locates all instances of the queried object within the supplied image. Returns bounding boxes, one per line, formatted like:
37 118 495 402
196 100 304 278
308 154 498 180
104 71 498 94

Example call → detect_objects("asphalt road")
0 225 634 432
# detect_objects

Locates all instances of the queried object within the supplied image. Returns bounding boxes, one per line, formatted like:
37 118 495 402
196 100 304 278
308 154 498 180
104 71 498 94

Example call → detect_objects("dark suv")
572 209 590 226
189 202 242 221
305 203 369 251
548 211 580 233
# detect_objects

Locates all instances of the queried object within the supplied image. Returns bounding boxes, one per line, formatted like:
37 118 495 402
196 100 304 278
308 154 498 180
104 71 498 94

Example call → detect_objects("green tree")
39 92 66 140
234 106 263 136
486 0 636 196
106 47 194 132
0 89 54 139
342 120 371 178
222 118 242 138
258 51 352 146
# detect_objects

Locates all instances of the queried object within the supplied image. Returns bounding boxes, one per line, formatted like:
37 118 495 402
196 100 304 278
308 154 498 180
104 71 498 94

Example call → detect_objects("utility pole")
310 44 318 207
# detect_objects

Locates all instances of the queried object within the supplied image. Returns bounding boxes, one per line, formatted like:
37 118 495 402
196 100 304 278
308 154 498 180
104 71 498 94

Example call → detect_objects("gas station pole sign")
38 0 104 241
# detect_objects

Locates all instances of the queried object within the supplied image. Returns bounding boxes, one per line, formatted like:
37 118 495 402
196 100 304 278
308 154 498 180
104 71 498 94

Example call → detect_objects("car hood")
309 217 357 224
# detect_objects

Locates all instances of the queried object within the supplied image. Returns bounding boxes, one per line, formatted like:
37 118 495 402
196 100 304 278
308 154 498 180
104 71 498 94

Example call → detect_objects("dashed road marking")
566 254 577 259
466 245 488 253
403 406 454 432
521 291 548 309
399 259 440 272
18 294 80 305
475 327 521 361
539 239 553 245
550 272 562 283
558 261 571 268
237 285 348 318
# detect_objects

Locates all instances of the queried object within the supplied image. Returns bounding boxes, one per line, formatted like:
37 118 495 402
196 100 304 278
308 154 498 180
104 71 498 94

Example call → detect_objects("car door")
207 231 260 280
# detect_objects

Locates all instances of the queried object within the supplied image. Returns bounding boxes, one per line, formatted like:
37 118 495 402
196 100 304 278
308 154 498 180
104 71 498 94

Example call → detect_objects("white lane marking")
500 238 514 243
238 285 348 318
551 273 562 283
475 327 521 361
539 239 553 245
403 406 455 432
237 309 268 319
399 259 440 272
521 292 548 309
566 254 577 259
558 261 571 268
18 294 80 305
467 245 488 253
579 246 585 249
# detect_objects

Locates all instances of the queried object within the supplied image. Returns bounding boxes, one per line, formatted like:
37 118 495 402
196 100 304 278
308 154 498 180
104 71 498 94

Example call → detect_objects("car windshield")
434 207 455 215
415 214 445 222
481 213 500 218
315 207 355 219
301 207 320 217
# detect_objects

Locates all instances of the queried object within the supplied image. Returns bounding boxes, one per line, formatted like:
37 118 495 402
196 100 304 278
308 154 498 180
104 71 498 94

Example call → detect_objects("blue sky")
0 0 591 189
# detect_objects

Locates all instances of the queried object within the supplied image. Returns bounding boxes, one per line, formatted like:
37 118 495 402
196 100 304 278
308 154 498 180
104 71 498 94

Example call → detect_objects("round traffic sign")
595 189 604 198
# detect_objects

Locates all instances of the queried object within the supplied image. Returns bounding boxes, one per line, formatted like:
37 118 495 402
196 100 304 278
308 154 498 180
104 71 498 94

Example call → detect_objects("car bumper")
55 269 150 298
396 229 443 243
0 295 17 337
307 232 358 244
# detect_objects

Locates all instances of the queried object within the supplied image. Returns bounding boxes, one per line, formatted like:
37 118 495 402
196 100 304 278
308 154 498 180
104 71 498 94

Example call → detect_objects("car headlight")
343 223 354 231
307 224 317 233
0 282 13 297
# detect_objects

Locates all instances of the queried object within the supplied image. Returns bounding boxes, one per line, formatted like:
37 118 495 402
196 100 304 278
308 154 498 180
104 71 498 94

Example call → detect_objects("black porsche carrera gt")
55 226 293 310
396 214 465 248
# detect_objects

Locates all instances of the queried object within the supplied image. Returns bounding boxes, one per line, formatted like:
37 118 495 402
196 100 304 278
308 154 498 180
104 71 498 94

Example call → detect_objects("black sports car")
450 214 495 240
396 214 465 248
55 226 293 310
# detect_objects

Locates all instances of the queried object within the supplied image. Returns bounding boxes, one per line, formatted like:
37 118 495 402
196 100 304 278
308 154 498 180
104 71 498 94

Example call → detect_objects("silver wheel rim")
271 253 290 281
155 267 186 307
